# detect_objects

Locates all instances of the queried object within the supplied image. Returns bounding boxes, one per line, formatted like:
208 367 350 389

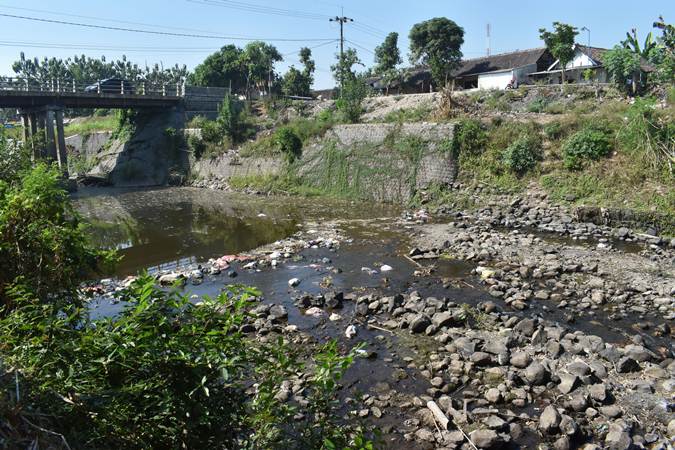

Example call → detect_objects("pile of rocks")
325 288 674 449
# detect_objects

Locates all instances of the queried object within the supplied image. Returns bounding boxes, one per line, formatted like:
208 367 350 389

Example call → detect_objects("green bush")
454 119 487 156
616 98 674 174
0 164 113 310
0 275 371 448
562 127 613 170
526 97 550 113
275 127 303 163
544 121 564 140
336 77 368 123
501 136 541 175
218 95 256 144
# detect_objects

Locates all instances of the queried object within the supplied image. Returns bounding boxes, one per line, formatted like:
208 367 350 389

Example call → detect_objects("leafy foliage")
0 163 112 310
539 22 578 85
275 127 302 163
562 127 613 170
454 119 487 156
616 98 674 174
603 45 641 91
282 47 315 97
373 32 402 93
336 77 369 123
218 95 255 144
501 135 542 175
12 52 187 85
409 18 464 88
0 275 372 449
190 44 246 91
331 48 362 90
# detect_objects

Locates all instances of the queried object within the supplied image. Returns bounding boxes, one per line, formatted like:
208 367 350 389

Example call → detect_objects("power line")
0 12 335 42
187 0 331 20
280 39 338 57
0 5 232 36
0 40 223 53
345 39 375 56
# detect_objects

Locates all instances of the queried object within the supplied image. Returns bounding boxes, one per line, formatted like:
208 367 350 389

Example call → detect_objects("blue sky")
0 0 672 88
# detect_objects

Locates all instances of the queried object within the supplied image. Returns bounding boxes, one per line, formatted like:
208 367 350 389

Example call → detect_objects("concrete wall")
191 153 282 181
478 71 513 90
299 122 457 203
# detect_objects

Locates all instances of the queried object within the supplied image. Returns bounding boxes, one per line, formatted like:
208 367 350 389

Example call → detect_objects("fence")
0 77 186 97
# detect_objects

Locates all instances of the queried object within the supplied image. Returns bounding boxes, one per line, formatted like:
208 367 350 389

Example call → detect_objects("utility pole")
330 14 353 91
486 23 491 57
581 26 590 48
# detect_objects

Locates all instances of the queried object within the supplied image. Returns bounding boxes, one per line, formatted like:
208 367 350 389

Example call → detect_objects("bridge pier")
19 105 68 176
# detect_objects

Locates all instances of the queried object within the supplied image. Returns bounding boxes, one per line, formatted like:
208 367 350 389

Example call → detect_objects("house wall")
565 50 596 69
513 63 538 84
478 70 513 90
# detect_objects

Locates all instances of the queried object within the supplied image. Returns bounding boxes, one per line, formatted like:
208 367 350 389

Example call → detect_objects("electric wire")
0 12 335 42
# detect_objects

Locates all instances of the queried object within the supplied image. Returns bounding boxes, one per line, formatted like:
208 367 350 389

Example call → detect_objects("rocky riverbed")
80 187 674 449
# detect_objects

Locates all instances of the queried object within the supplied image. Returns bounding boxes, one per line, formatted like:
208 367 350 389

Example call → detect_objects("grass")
63 115 117 136
382 106 432 123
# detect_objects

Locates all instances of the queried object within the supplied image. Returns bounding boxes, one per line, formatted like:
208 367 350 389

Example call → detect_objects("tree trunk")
560 67 566 93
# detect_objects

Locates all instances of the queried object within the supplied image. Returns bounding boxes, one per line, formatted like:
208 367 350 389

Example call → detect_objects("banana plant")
622 29 656 58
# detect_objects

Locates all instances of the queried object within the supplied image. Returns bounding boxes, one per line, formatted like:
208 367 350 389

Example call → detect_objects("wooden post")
44 110 58 162
55 110 68 175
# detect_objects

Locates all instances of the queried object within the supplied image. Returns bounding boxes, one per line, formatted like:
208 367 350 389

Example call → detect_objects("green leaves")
409 18 464 87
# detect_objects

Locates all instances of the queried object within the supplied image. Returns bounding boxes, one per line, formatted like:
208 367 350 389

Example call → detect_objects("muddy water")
72 187 398 277
75 187 669 449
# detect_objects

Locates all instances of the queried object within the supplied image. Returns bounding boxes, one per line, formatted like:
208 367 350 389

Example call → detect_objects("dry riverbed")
85 188 674 449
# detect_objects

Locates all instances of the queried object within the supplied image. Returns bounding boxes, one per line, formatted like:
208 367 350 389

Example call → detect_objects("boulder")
539 405 561 434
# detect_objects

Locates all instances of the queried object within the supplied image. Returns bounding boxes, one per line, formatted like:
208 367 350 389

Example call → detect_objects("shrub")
454 119 487 156
0 275 371 448
562 127 613 170
526 97 550 113
617 98 674 174
544 121 564 140
501 136 541 175
275 127 302 163
200 119 223 144
218 95 256 144
0 164 113 310
0 130 31 184
336 77 368 123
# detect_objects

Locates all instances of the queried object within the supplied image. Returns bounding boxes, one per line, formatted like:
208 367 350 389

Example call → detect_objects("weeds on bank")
63 114 117 136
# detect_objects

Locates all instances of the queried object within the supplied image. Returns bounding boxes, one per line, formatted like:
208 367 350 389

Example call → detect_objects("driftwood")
426 400 449 430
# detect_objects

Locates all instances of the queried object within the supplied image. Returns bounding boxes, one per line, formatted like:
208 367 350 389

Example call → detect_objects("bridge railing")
0 77 186 97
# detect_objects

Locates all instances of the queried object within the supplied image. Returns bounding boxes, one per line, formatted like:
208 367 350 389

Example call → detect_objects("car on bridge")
85 78 135 94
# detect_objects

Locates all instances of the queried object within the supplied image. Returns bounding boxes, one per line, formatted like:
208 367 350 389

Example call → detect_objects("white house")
529 44 610 84
452 48 555 90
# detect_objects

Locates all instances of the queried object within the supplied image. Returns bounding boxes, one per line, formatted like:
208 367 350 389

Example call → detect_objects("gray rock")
599 405 623 419
524 361 548 385
539 405 561 434
554 435 570 450
616 357 640 373
469 429 501 448
514 318 535 336
410 314 431 334
485 388 502 403
510 351 531 369
432 311 455 328
588 383 608 403
269 304 288 320
471 352 493 366
605 426 632 450
558 373 579 394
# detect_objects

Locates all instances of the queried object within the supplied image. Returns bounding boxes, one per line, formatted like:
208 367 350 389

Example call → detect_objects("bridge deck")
0 89 182 109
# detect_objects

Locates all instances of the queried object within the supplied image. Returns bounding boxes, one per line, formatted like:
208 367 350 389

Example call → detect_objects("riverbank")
79 185 674 449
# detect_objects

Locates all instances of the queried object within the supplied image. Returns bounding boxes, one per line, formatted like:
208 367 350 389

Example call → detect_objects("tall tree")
374 32 402 94
539 22 578 89
603 45 641 92
190 45 245 92
331 48 362 89
241 41 282 98
281 47 315 97
409 18 464 89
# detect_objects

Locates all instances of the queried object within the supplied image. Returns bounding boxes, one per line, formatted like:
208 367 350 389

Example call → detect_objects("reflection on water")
72 187 398 276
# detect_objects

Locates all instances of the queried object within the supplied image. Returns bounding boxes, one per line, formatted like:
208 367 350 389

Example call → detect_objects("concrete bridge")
0 77 229 175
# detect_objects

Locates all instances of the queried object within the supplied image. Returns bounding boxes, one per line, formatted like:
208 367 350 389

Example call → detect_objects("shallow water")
73 187 398 277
